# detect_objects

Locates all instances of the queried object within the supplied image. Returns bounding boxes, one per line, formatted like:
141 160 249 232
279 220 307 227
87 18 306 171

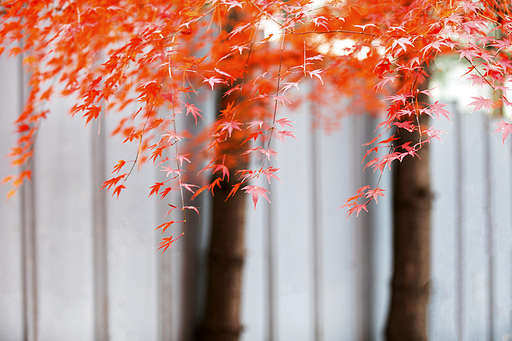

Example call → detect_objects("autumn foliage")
1 0 511 249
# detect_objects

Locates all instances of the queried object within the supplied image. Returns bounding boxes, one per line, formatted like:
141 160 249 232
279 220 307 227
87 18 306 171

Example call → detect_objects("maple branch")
168 57 187 233
225 19 261 131
248 0 384 39
462 55 509 103
123 74 168 184
260 33 286 171
293 29 382 38
155 5 218 44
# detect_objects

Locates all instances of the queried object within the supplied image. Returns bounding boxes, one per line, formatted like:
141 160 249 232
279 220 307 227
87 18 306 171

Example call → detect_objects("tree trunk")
197 78 248 340
386 113 432 341
197 173 246 341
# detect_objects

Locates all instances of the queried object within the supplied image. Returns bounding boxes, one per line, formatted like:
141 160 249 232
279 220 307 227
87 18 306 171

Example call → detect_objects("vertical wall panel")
430 104 458 340
105 115 158 341
364 115 393 341
461 112 488 340
489 116 512 340
91 117 109 341
240 156 268 341
273 92 314 341
309 109 323 341
0 50 24 340
483 115 495 341
350 115 372 341
318 116 361 341
155 160 178 341
34 95 94 340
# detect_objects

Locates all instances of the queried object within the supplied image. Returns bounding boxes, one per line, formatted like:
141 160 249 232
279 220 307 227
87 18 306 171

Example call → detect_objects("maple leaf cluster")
1 0 512 248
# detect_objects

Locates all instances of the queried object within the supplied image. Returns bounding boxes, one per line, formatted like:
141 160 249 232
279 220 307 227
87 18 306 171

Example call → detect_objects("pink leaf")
423 126 447 143
493 120 512 144
347 204 368 218
364 187 386 204
163 130 185 142
394 120 415 132
276 130 298 141
242 185 271 209
215 68 235 80
175 154 191 167
312 16 330 30
228 22 251 39
257 147 277 161
272 95 292 106
185 103 203 124
261 166 282 184
275 117 295 129
223 84 242 97
203 76 225 90
161 166 183 177
213 164 230 181
220 120 243 137
392 37 415 52
183 205 200 218
306 69 324 84
182 183 200 193
429 101 452 122
221 0 243 11
469 96 493 112
231 44 249 55
247 120 268 129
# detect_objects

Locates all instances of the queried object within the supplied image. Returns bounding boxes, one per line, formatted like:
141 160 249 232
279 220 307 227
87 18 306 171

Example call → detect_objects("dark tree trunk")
197 173 247 341
197 73 248 340
386 113 432 341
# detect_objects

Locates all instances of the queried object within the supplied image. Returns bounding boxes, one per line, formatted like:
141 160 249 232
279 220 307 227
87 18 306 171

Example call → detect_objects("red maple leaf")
157 233 184 254
112 185 125 199
149 182 166 198
111 160 126 174
213 164 230 181
155 220 183 234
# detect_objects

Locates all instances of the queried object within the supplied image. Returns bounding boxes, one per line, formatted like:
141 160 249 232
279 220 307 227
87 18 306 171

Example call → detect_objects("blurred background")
1 47 512 340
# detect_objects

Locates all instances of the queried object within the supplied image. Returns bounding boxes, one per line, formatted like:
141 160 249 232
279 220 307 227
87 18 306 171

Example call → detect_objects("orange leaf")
2 175 13 184
190 185 208 201
226 182 242 201
157 233 184 254
112 185 125 198
7 190 16 200
155 220 183 233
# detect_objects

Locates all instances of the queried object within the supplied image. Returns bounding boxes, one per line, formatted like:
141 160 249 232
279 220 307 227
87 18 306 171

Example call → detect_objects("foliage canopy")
1 0 511 248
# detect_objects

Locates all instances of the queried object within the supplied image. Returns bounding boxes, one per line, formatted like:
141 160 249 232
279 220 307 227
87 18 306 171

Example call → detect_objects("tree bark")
197 75 248 340
386 113 432 341
197 173 246 341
